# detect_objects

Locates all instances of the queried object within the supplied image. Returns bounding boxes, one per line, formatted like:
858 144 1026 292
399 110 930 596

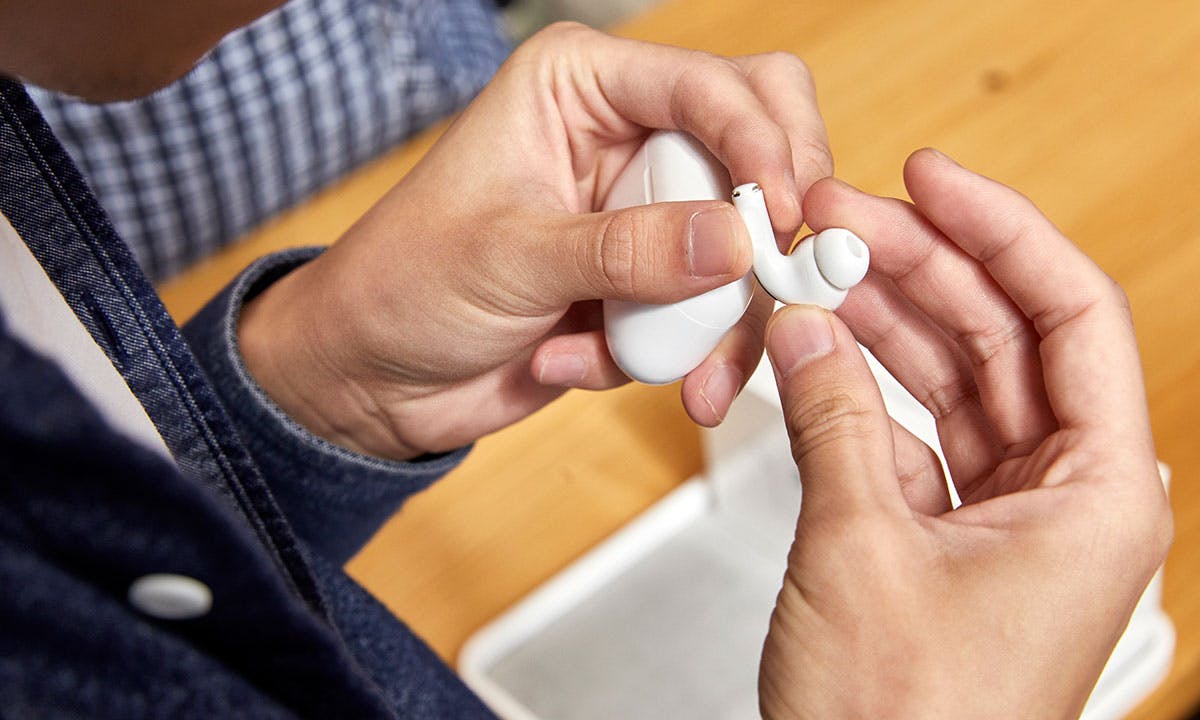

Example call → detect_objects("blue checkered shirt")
29 0 510 281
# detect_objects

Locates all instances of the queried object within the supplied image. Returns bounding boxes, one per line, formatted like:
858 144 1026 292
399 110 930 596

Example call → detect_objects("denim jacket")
0 78 495 718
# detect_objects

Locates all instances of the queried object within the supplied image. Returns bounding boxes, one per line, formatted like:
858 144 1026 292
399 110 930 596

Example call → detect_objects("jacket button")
128 574 212 620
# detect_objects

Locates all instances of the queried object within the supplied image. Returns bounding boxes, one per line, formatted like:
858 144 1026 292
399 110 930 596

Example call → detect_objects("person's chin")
20 55 203 103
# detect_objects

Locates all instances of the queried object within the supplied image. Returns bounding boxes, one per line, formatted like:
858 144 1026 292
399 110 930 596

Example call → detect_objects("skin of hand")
237 22 834 460
756 149 1172 719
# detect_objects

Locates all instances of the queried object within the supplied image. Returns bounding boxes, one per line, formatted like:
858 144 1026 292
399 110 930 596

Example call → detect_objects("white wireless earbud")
731 183 869 308
600 131 871 385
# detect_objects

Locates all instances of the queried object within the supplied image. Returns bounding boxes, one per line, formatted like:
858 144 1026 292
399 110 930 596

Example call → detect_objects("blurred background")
499 0 658 40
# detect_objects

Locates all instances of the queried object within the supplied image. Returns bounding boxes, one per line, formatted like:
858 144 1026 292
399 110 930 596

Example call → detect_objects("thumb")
766 305 905 517
536 200 753 307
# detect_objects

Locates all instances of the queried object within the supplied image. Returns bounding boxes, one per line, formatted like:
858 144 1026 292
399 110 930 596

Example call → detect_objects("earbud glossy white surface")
731 183 869 307
602 131 869 385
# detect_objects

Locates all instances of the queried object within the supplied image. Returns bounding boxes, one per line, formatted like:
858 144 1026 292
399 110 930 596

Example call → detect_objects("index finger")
902 149 1152 446
730 53 833 200
584 31 819 233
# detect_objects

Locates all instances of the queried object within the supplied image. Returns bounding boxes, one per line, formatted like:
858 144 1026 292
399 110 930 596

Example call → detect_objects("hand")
237 23 833 460
757 150 1171 719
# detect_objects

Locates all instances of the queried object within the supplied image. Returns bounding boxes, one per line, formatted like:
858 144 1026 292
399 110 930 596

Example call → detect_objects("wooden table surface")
159 0 1200 716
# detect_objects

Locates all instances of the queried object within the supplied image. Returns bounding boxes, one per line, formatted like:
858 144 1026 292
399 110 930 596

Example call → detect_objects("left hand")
238 24 833 460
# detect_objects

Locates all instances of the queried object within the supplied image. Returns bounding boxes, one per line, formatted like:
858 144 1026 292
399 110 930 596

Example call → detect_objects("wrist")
236 257 424 462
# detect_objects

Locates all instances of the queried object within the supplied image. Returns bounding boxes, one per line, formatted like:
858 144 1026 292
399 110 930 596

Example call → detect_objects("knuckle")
981 212 1041 265
743 288 776 329
670 56 746 123
708 112 790 178
917 373 979 420
529 20 592 47
588 211 641 298
1078 268 1128 314
742 53 830 180
1033 270 1133 337
791 134 835 181
700 53 747 82
957 314 1029 368
897 455 942 495
713 115 767 162
514 21 592 64
762 51 815 86
1103 273 1133 316
786 390 876 461
471 218 545 315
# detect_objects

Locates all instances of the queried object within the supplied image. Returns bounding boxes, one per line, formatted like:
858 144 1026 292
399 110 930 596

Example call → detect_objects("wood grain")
159 0 1200 716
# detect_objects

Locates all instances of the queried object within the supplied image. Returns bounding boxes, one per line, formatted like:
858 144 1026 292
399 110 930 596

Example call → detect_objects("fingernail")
688 207 738 277
769 306 835 377
699 365 743 422
538 353 586 386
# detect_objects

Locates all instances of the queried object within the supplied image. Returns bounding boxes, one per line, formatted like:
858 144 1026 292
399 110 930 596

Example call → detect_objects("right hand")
757 149 1172 719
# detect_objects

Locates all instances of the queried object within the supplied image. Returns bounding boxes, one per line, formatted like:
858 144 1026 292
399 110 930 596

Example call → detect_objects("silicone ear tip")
813 228 870 290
